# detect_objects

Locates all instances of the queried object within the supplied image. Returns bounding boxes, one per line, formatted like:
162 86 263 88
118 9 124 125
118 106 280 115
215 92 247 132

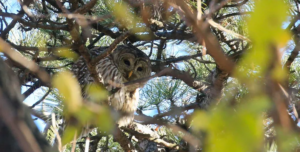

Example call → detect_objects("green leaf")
85 83 109 102
191 97 270 152
96 107 114 132
55 47 79 61
234 0 290 96
62 125 80 145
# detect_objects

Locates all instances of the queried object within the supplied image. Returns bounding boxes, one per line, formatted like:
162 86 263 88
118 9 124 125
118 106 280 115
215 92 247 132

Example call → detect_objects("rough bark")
0 58 57 152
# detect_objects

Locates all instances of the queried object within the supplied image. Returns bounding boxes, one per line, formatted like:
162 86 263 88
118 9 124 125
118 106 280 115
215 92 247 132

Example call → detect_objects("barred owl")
72 45 151 127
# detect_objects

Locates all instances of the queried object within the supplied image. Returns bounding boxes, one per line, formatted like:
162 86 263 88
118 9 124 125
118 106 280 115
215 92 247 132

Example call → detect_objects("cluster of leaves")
2 0 300 151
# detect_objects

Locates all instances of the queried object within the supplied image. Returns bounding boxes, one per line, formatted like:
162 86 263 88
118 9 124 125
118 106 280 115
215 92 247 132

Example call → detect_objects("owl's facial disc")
127 60 151 81
116 52 151 83
117 53 135 79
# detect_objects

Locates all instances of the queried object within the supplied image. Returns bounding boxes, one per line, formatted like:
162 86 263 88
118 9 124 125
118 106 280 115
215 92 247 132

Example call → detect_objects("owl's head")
110 45 151 83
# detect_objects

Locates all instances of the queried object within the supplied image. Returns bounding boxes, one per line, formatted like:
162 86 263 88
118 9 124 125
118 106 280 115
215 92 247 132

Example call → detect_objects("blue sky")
22 87 47 131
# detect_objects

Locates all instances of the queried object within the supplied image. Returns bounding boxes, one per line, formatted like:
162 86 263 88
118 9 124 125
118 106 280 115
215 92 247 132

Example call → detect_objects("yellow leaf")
75 107 94 124
190 110 209 130
85 83 109 102
52 71 82 113
96 107 114 132
235 0 290 89
276 128 299 152
62 125 80 145
110 2 148 35
248 0 289 45
191 98 270 152
55 47 78 61
272 64 288 82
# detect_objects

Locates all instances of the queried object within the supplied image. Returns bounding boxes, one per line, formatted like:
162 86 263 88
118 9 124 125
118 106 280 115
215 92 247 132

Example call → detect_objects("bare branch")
113 127 136 151
31 88 51 108
223 0 249 8
207 19 250 41
285 43 300 71
92 31 130 65
19 19 68 30
22 80 43 98
1 11 24 39
74 0 97 14
0 38 51 87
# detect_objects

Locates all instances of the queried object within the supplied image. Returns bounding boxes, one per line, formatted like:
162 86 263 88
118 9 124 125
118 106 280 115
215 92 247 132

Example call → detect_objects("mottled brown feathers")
71 45 151 128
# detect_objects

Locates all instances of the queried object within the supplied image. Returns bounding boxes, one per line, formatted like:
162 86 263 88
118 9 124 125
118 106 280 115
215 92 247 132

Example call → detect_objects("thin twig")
207 19 251 41
92 31 131 65
52 113 62 152
23 80 43 99
151 53 203 65
71 131 78 152
193 58 216 64
0 38 51 87
31 89 51 108
74 0 97 14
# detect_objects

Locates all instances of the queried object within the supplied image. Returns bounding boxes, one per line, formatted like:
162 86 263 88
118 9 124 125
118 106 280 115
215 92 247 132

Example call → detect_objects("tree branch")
74 0 97 14
0 38 52 87
92 31 130 65
19 19 68 30
30 88 51 108
0 58 56 152
0 11 24 39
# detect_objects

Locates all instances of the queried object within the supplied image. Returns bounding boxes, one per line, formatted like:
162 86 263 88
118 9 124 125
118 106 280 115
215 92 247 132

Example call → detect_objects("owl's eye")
124 59 130 66
137 67 143 71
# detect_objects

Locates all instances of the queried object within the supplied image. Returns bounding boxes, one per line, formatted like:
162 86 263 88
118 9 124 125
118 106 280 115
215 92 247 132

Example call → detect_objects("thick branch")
285 45 299 71
22 80 43 99
1 11 24 39
30 89 51 108
113 127 136 151
92 31 130 64
123 123 179 150
74 0 97 14
0 58 56 152
19 19 68 30
125 67 208 92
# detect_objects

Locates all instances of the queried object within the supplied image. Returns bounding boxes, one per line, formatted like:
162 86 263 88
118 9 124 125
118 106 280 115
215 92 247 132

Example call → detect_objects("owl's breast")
109 88 139 113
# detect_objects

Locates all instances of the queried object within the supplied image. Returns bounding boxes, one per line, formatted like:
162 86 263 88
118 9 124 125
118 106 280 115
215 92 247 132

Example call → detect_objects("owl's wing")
71 57 89 86
72 47 109 82
71 47 108 94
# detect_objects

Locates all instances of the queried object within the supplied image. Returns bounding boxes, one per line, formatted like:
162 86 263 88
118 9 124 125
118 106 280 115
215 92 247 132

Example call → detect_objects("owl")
72 45 151 127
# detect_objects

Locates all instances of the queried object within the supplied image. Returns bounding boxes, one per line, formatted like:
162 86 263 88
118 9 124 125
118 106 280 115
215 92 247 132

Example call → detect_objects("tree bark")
0 58 57 152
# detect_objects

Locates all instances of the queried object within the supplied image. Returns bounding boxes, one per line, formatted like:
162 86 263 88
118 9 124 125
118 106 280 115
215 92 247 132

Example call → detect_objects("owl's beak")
128 71 133 78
